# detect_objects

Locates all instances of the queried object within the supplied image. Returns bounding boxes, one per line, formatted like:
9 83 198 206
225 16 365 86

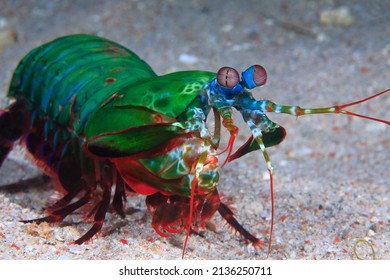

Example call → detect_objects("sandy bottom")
0 0 389 259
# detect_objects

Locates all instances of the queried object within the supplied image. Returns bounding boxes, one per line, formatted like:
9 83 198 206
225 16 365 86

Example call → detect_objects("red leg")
74 184 112 244
218 202 263 248
22 187 92 224
111 175 127 218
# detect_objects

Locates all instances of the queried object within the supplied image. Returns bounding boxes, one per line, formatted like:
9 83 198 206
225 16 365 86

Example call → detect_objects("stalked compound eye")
242 64 267 89
217 67 240 89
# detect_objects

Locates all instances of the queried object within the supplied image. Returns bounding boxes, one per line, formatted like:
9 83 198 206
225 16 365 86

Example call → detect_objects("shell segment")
8 34 157 133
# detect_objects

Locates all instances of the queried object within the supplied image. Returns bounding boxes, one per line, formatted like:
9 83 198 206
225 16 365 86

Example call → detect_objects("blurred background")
0 0 389 259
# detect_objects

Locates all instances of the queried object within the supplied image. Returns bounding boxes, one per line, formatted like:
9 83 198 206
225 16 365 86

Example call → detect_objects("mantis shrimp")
0 34 388 257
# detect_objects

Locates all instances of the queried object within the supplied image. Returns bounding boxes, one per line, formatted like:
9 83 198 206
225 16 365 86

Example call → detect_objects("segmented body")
0 34 388 256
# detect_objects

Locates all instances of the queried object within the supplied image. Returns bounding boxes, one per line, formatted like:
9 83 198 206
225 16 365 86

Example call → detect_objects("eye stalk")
242 64 267 89
213 65 267 99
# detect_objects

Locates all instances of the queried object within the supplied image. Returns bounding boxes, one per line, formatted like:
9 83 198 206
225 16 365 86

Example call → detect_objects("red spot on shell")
105 77 116 84
334 236 341 243
110 68 124 73
0 232 5 239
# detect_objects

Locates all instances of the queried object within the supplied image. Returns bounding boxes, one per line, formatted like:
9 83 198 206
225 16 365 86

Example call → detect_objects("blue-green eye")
242 64 267 89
